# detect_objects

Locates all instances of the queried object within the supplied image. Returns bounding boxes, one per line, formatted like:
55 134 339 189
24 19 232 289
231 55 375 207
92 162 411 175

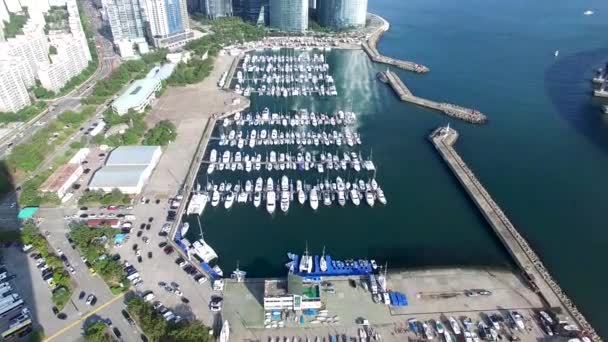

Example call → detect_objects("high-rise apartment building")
102 0 146 42
317 0 367 29
269 0 307 32
201 0 232 19
0 65 31 113
142 0 193 49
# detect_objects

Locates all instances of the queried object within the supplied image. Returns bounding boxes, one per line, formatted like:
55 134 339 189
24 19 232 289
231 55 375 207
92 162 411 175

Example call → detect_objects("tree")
143 120 177 146
84 322 110 342
168 321 212 342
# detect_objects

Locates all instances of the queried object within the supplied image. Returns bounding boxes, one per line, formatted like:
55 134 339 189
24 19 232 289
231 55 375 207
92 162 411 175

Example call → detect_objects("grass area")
78 189 131 206
3 11 28 39
69 224 128 292
0 102 48 124
44 6 68 31
126 296 212 342
7 105 96 174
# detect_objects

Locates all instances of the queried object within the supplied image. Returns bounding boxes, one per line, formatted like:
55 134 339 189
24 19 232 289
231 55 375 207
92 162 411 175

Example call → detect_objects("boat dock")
430 126 600 341
384 70 487 124
363 14 429 74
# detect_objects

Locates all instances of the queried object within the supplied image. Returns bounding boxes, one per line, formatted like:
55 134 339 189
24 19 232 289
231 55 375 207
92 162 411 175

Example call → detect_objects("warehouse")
88 146 162 194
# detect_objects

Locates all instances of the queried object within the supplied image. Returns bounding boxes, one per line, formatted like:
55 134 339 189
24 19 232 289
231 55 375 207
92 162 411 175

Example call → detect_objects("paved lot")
222 268 552 342
0 194 19 230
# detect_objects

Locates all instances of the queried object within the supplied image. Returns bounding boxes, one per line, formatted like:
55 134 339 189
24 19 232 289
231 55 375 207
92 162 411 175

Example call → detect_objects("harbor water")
187 0 608 334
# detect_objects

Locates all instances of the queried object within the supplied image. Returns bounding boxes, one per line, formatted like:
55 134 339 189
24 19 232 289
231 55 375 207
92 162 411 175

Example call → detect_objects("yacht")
371 178 378 191
509 311 525 331
253 192 262 208
266 191 276 214
299 245 313 273
337 191 346 206
209 149 217 163
366 191 375 207
377 187 387 205
255 177 263 192
180 222 190 238
281 175 289 191
319 246 327 272
280 191 290 212
310 187 319 210
449 317 461 335
222 150 230 164
186 191 208 216
224 192 235 209
298 190 306 204
211 191 220 207
323 191 332 206
244 180 252 193
207 163 215 175
350 189 360 206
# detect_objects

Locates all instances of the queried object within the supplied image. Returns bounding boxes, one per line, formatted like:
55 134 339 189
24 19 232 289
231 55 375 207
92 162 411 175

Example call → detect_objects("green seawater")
187 0 608 334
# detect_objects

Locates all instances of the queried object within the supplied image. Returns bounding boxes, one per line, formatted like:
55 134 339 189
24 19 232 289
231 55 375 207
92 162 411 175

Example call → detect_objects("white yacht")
209 149 217 163
211 191 220 207
299 245 313 273
449 317 462 335
237 191 248 203
266 191 276 214
207 163 215 175
350 189 360 206
371 178 378 191
224 192 235 209
245 180 252 192
310 187 319 210
366 191 375 207
319 246 327 272
337 191 346 206
255 177 263 192
222 150 231 164
280 191 290 213
253 192 262 208
377 187 387 205
298 190 306 205
281 175 289 191
186 191 208 216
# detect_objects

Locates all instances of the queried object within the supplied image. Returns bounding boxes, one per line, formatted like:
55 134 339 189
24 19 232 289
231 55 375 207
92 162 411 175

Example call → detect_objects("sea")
185 0 608 335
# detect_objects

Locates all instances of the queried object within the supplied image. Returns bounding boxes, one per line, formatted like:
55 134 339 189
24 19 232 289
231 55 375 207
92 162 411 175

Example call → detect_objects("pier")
430 126 600 341
385 70 487 124
363 14 430 73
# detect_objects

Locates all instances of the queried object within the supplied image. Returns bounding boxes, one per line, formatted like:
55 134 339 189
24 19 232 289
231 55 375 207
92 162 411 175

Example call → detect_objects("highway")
0 0 118 159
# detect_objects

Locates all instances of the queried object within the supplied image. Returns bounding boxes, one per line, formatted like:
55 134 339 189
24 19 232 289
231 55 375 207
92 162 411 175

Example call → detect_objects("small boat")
211 191 220 207
209 149 218 163
584 10 594 16
365 191 375 207
280 191 290 213
337 191 346 206
207 163 215 174
255 177 263 192
554 50 559 57
245 180 252 192
298 190 306 204
350 189 360 206
377 187 387 205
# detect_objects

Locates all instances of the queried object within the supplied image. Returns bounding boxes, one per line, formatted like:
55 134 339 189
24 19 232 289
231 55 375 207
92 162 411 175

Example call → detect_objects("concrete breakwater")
363 14 429 73
430 126 600 341
385 70 487 124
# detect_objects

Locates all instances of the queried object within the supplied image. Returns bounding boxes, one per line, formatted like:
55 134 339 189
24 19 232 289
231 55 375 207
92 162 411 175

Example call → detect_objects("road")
0 0 118 159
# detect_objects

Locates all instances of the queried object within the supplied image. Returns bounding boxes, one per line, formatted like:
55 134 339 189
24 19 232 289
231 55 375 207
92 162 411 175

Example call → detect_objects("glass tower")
269 0 307 32
318 0 367 29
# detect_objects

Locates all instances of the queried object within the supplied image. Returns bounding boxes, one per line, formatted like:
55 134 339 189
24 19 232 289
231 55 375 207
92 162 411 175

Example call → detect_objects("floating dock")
290 254 375 278
384 70 487 124
363 14 429 74
430 126 600 341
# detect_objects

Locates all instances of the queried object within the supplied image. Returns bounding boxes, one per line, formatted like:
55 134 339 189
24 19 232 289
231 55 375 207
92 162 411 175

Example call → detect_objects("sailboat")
320 246 327 272
299 242 313 273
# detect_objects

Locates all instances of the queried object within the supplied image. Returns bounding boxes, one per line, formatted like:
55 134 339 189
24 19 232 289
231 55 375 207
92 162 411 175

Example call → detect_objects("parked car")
163 246 174 255
79 291 86 300
86 294 96 306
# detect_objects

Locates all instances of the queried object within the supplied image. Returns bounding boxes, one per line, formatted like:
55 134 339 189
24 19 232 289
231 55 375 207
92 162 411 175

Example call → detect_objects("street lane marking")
44 292 126 342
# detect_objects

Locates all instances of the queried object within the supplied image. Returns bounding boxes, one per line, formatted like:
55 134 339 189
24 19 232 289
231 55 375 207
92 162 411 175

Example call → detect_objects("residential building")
102 0 146 42
39 163 84 199
37 32 90 92
317 0 367 29
269 0 307 32
2 0 21 13
201 0 232 19
88 146 162 194
0 65 31 113
142 0 193 49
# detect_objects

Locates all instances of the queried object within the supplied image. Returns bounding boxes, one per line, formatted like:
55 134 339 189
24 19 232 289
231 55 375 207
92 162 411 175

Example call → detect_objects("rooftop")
112 77 160 111
264 279 288 297
88 165 149 189
106 145 160 166
39 163 81 193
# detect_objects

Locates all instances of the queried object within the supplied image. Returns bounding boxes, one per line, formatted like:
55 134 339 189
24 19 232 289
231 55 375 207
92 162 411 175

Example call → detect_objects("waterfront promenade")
430 126 600 341
385 70 487 124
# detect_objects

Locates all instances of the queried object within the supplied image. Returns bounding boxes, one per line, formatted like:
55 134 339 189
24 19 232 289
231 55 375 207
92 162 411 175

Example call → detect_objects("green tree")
143 120 176 146
84 322 110 342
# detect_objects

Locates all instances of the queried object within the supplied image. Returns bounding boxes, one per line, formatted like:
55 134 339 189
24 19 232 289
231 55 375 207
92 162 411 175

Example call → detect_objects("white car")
174 290 183 297
69 266 75 274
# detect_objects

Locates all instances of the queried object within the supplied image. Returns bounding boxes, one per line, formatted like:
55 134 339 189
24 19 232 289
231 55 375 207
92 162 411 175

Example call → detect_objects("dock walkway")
363 14 429 73
430 126 600 341
385 70 487 124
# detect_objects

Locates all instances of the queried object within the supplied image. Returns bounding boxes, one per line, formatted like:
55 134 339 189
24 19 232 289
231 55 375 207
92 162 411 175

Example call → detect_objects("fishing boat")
310 187 319 210
266 191 276 214
319 246 327 272
253 192 261 208
219 320 230 342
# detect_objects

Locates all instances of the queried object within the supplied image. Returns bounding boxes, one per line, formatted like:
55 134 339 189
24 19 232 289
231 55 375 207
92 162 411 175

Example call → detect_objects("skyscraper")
142 0 193 48
201 0 232 19
317 0 367 30
102 0 146 42
269 0 307 32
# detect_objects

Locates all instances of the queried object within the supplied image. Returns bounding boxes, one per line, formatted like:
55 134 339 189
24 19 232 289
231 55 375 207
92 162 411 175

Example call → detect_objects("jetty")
384 70 487 124
430 126 600 341
363 14 429 73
